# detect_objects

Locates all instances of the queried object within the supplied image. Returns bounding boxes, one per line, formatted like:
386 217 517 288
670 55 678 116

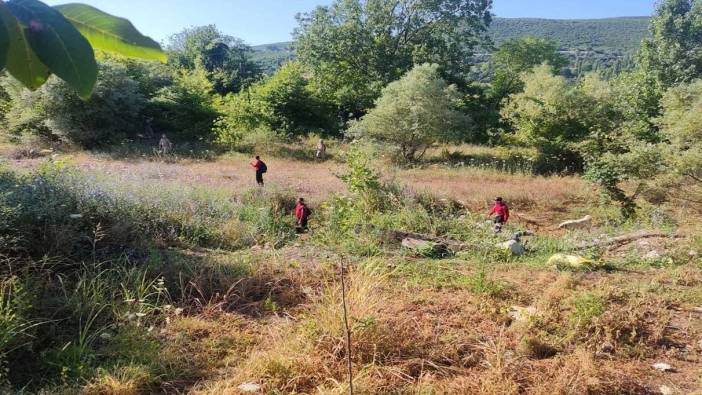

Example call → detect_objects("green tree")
294 0 492 118
576 73 662 217
501 65 587 174
349 64 469 162
490 37 568 103
4 60 146 147
148 67 220 140
656 80 702 208
639 0 702 88
215 62 335 145
167 25 261 95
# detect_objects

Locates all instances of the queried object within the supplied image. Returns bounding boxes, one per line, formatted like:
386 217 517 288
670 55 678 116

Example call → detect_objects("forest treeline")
253 16 651 76
1 0 701 216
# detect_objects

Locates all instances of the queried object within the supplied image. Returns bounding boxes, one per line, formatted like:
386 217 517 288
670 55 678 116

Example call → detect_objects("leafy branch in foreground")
0 0 165 98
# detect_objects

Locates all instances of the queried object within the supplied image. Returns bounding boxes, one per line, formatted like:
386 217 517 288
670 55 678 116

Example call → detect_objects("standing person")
315 139 327 161
144 117 155 138
488 197 510 234
158 133 173 155
250 156 267 186
295 197 312 233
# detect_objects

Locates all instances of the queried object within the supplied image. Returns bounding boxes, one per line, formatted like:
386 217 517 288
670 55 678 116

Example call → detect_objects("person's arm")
488 205 496 216
504 207 510 222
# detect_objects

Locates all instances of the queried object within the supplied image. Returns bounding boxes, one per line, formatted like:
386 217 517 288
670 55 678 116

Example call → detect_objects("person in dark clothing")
250 156 266 186
488 197 510 233
295 198 311 232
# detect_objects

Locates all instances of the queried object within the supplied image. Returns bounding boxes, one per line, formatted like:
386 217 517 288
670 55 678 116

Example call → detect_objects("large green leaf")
7 0 97 98
55 3 167 63
0 2 49 89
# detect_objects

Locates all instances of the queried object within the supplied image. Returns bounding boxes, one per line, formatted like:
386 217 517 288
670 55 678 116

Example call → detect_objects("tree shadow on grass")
157 248 320 319
95 140 226 162
423 149 536 174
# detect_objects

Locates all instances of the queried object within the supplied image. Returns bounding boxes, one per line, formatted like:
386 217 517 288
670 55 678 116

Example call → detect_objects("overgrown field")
0 146 700 394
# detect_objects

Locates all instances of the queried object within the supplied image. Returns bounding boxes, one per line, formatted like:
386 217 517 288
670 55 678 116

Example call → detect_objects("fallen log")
355 224 469 249
401 238 449 256
575 230 682 250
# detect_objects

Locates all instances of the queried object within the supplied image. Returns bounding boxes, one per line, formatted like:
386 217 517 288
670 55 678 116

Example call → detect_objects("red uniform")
250 159 264 186
250 159 262 171
295 203 311 227
489 202 510 223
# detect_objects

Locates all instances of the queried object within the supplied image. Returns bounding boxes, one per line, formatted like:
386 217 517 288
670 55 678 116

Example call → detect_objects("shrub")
4 61 146 148
148 67 220 141
216 62 336 146
655 79 702 209
501 64 587 174
348 64 470 163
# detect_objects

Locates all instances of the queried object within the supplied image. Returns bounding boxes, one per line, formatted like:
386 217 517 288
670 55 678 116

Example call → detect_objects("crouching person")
489 197 510 234
295 198 312 233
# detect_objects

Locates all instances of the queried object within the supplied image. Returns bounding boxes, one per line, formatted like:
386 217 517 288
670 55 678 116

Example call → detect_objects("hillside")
489 16 650 51
251 16 651 74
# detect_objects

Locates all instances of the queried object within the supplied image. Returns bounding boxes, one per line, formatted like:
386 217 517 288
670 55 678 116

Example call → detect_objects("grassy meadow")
0 139 700 394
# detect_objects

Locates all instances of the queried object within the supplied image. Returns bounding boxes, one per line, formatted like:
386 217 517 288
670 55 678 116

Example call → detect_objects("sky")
43 0 656 46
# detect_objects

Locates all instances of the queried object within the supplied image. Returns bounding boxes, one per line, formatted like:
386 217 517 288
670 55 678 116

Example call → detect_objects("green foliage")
489 37 568 102
568 292 606 329
250 42 296 74
0 0 163 100
656 80 702 207
148 67 220 141
166 25 261 95
0 276 33 375
639 0 702 88
489 17 650 52
6 0 97 98
216 62 334 145
501 65 587 174
349 64 470 163
55 4 167 63
294 0 492 118
4 60 146 147
0 2 49 90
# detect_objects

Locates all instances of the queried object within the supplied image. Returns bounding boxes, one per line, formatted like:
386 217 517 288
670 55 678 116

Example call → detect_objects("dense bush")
656 80 702 209
215 62 335 145
148 67 220 141
3 61 146 148
167 25 262 95
639 0 702 88
349 64 470 163
500 65 588 174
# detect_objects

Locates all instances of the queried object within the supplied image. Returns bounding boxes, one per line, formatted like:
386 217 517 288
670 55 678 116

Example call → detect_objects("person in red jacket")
295 197 311 232
249 156 266 186
489 197 510 233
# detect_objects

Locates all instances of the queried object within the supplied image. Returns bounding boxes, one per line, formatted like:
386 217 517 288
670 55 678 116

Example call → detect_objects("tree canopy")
167 25 261 95
294 0 492 118
349 63 469 162
639 0 702 87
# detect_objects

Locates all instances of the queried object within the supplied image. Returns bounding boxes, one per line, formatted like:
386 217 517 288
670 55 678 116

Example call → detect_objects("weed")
568 292 607 331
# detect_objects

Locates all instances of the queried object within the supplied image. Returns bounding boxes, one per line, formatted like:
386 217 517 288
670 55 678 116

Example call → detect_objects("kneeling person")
295 198 312 233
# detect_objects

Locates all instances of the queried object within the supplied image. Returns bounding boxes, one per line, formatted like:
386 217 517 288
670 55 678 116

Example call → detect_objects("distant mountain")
489 16 650 52
251 16 651 75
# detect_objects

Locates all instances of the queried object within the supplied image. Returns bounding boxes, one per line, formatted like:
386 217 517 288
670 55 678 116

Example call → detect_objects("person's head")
161 134 167 138
495 197 503 203
298 197 305 204
255 155 260 160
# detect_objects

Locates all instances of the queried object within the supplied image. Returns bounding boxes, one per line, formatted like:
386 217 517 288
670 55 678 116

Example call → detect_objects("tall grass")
0 160 299 390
